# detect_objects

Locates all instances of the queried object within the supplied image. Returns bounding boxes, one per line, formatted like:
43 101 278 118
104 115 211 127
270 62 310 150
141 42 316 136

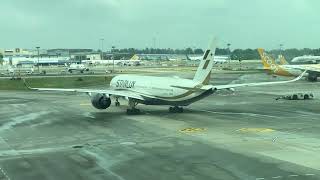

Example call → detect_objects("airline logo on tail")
193 37 217 85
202 50 213 69
258 48 280 73
258 49 292 76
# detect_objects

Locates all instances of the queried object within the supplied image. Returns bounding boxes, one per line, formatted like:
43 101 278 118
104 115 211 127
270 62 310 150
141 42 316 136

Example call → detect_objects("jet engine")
91 94 111 109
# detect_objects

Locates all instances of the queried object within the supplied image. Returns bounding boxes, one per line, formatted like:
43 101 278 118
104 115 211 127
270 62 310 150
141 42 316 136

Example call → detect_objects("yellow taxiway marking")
237 128 275 133
80 103 91 106
180 128 207 133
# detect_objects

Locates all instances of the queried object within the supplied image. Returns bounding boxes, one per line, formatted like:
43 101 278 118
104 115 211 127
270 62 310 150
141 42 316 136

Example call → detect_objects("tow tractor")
275 93 314 100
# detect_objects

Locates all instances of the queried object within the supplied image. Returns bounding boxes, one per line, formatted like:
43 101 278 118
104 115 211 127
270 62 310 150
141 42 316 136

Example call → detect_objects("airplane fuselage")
273 65 303 76
110 75 212 106
272 64 320 77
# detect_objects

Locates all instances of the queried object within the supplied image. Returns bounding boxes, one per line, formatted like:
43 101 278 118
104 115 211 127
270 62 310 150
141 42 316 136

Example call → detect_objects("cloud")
0 0 320 49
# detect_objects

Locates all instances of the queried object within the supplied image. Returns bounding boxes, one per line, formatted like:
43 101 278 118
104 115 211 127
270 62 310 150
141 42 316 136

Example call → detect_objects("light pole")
36 47 40 73
227 43 231 69
112 46 115 73
280 44 283 55
100 38 104 60
153 37 156 49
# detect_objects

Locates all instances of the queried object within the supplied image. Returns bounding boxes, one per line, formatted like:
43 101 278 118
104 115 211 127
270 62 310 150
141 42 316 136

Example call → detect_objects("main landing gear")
126 99 141 115
115 98 120 107
169 106 184 113
307 75 318 82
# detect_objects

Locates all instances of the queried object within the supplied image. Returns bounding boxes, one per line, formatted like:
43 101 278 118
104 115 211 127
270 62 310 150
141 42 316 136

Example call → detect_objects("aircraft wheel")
169 106 183 113
292 94 298 100
304 94 309 100
307 75 317 82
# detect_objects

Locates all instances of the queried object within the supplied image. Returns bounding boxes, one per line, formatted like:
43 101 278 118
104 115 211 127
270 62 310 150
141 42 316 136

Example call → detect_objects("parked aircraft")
292 55 320 64
187 55 228 64
67 64 89 73
258 49 320 81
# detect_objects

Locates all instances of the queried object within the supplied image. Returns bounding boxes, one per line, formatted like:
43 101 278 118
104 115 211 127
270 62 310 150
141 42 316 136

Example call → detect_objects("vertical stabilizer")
258 48 278 69
193 37 217 85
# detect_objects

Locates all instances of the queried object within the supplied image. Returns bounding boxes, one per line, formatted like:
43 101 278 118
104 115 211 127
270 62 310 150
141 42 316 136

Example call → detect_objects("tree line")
110 48 320 61
2 48 320 61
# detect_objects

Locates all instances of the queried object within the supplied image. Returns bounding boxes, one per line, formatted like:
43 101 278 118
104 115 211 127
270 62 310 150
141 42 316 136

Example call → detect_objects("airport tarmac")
0 72 319 180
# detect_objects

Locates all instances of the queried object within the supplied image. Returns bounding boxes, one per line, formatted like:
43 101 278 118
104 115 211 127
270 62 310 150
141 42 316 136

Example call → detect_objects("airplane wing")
171 71 305 91
288 65 320 73
211 70 306 90
23 80 148 101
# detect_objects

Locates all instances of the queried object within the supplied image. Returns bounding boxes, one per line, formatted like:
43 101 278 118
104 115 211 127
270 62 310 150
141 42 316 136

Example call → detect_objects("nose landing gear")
115 98 120 107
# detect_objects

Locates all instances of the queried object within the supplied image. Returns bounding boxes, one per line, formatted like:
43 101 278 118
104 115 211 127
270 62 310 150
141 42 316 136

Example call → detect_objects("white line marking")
84 150 125 180
305 174 315 176
272 176 282 179
272 137 278 142
288 174 299 177
0 111 50 132
0 147 68 157
195 109 277 118
0 167 10 180
256 173 315 180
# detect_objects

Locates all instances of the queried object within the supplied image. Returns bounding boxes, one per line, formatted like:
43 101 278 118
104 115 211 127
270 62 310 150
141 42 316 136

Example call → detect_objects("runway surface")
0 72 319 180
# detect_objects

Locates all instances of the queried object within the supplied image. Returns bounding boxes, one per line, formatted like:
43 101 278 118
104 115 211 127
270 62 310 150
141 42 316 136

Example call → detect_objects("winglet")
292 70 307 82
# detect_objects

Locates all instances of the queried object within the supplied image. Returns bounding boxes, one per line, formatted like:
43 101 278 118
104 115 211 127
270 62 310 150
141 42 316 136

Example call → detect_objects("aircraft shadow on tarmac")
88 108 201 119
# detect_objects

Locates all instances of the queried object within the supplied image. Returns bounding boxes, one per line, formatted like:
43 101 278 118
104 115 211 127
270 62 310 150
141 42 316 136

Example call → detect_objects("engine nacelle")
91 94 111 109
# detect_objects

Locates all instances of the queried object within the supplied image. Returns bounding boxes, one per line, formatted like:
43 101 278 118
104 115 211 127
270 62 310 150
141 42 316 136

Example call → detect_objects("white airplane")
3 66 35 75
187 55 228 64
116 60 141 66
291 55 320 64
82 55 141 66
67 64 89 73
25 38 304 115
26 67 34 75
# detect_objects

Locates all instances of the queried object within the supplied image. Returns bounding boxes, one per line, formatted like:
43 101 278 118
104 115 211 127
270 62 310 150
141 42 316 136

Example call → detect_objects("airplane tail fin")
257 48 279 70
186 54 191 60
130 54 139 60
279 54 289 65
193 37 217 85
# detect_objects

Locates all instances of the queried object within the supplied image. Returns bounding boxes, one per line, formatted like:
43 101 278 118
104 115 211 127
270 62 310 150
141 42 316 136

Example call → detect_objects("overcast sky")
1 0 319 50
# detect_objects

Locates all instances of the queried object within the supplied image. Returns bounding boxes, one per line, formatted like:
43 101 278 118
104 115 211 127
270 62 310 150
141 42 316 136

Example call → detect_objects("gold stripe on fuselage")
154 90 195 100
